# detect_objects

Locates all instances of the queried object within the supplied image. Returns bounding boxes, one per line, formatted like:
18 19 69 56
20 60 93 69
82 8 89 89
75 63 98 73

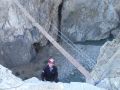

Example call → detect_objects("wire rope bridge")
12 0 92 81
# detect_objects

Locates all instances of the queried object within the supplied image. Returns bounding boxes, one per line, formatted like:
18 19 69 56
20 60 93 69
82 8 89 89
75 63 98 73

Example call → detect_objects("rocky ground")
0 64 106 90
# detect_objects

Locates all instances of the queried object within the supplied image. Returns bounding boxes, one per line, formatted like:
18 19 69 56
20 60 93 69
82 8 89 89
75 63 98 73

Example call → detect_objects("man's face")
48 63 54 68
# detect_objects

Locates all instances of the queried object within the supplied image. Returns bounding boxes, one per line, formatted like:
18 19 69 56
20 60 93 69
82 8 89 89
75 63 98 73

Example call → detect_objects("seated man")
41 58 58 82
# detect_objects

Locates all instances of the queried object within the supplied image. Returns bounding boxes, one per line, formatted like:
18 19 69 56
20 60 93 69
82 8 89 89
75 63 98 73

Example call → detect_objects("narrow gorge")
0 0 120 90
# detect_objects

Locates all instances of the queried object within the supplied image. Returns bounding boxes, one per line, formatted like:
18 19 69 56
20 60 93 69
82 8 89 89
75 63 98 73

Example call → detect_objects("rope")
12 0 91 80
43 19 96 66
52 25 96 65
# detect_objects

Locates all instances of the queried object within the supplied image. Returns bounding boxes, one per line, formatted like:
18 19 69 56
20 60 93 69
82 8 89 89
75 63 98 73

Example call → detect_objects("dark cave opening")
57 0 64 42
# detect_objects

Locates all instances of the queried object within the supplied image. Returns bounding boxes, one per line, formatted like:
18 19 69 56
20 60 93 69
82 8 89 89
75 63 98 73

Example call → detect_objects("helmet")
48 58 55 64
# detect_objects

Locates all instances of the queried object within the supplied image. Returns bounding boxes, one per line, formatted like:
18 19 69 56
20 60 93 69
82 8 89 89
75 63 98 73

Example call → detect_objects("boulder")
91 38 120 90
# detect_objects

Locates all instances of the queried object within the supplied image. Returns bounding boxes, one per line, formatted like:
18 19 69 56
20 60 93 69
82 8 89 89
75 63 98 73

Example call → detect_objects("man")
41 58 58 82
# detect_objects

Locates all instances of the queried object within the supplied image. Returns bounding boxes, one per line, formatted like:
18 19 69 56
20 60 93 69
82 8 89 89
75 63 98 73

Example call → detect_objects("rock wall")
0 0 61 67
61 0 120 42
91 38 120 89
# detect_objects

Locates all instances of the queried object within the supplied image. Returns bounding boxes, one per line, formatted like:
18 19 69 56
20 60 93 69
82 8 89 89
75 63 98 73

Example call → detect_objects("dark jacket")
41 65 58 82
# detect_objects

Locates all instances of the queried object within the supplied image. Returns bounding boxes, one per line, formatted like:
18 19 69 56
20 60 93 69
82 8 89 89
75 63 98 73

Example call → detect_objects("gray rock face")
0 0 61 67
112 0 120 13
61 0 119 42
0 40 33 67
91 39 120 89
